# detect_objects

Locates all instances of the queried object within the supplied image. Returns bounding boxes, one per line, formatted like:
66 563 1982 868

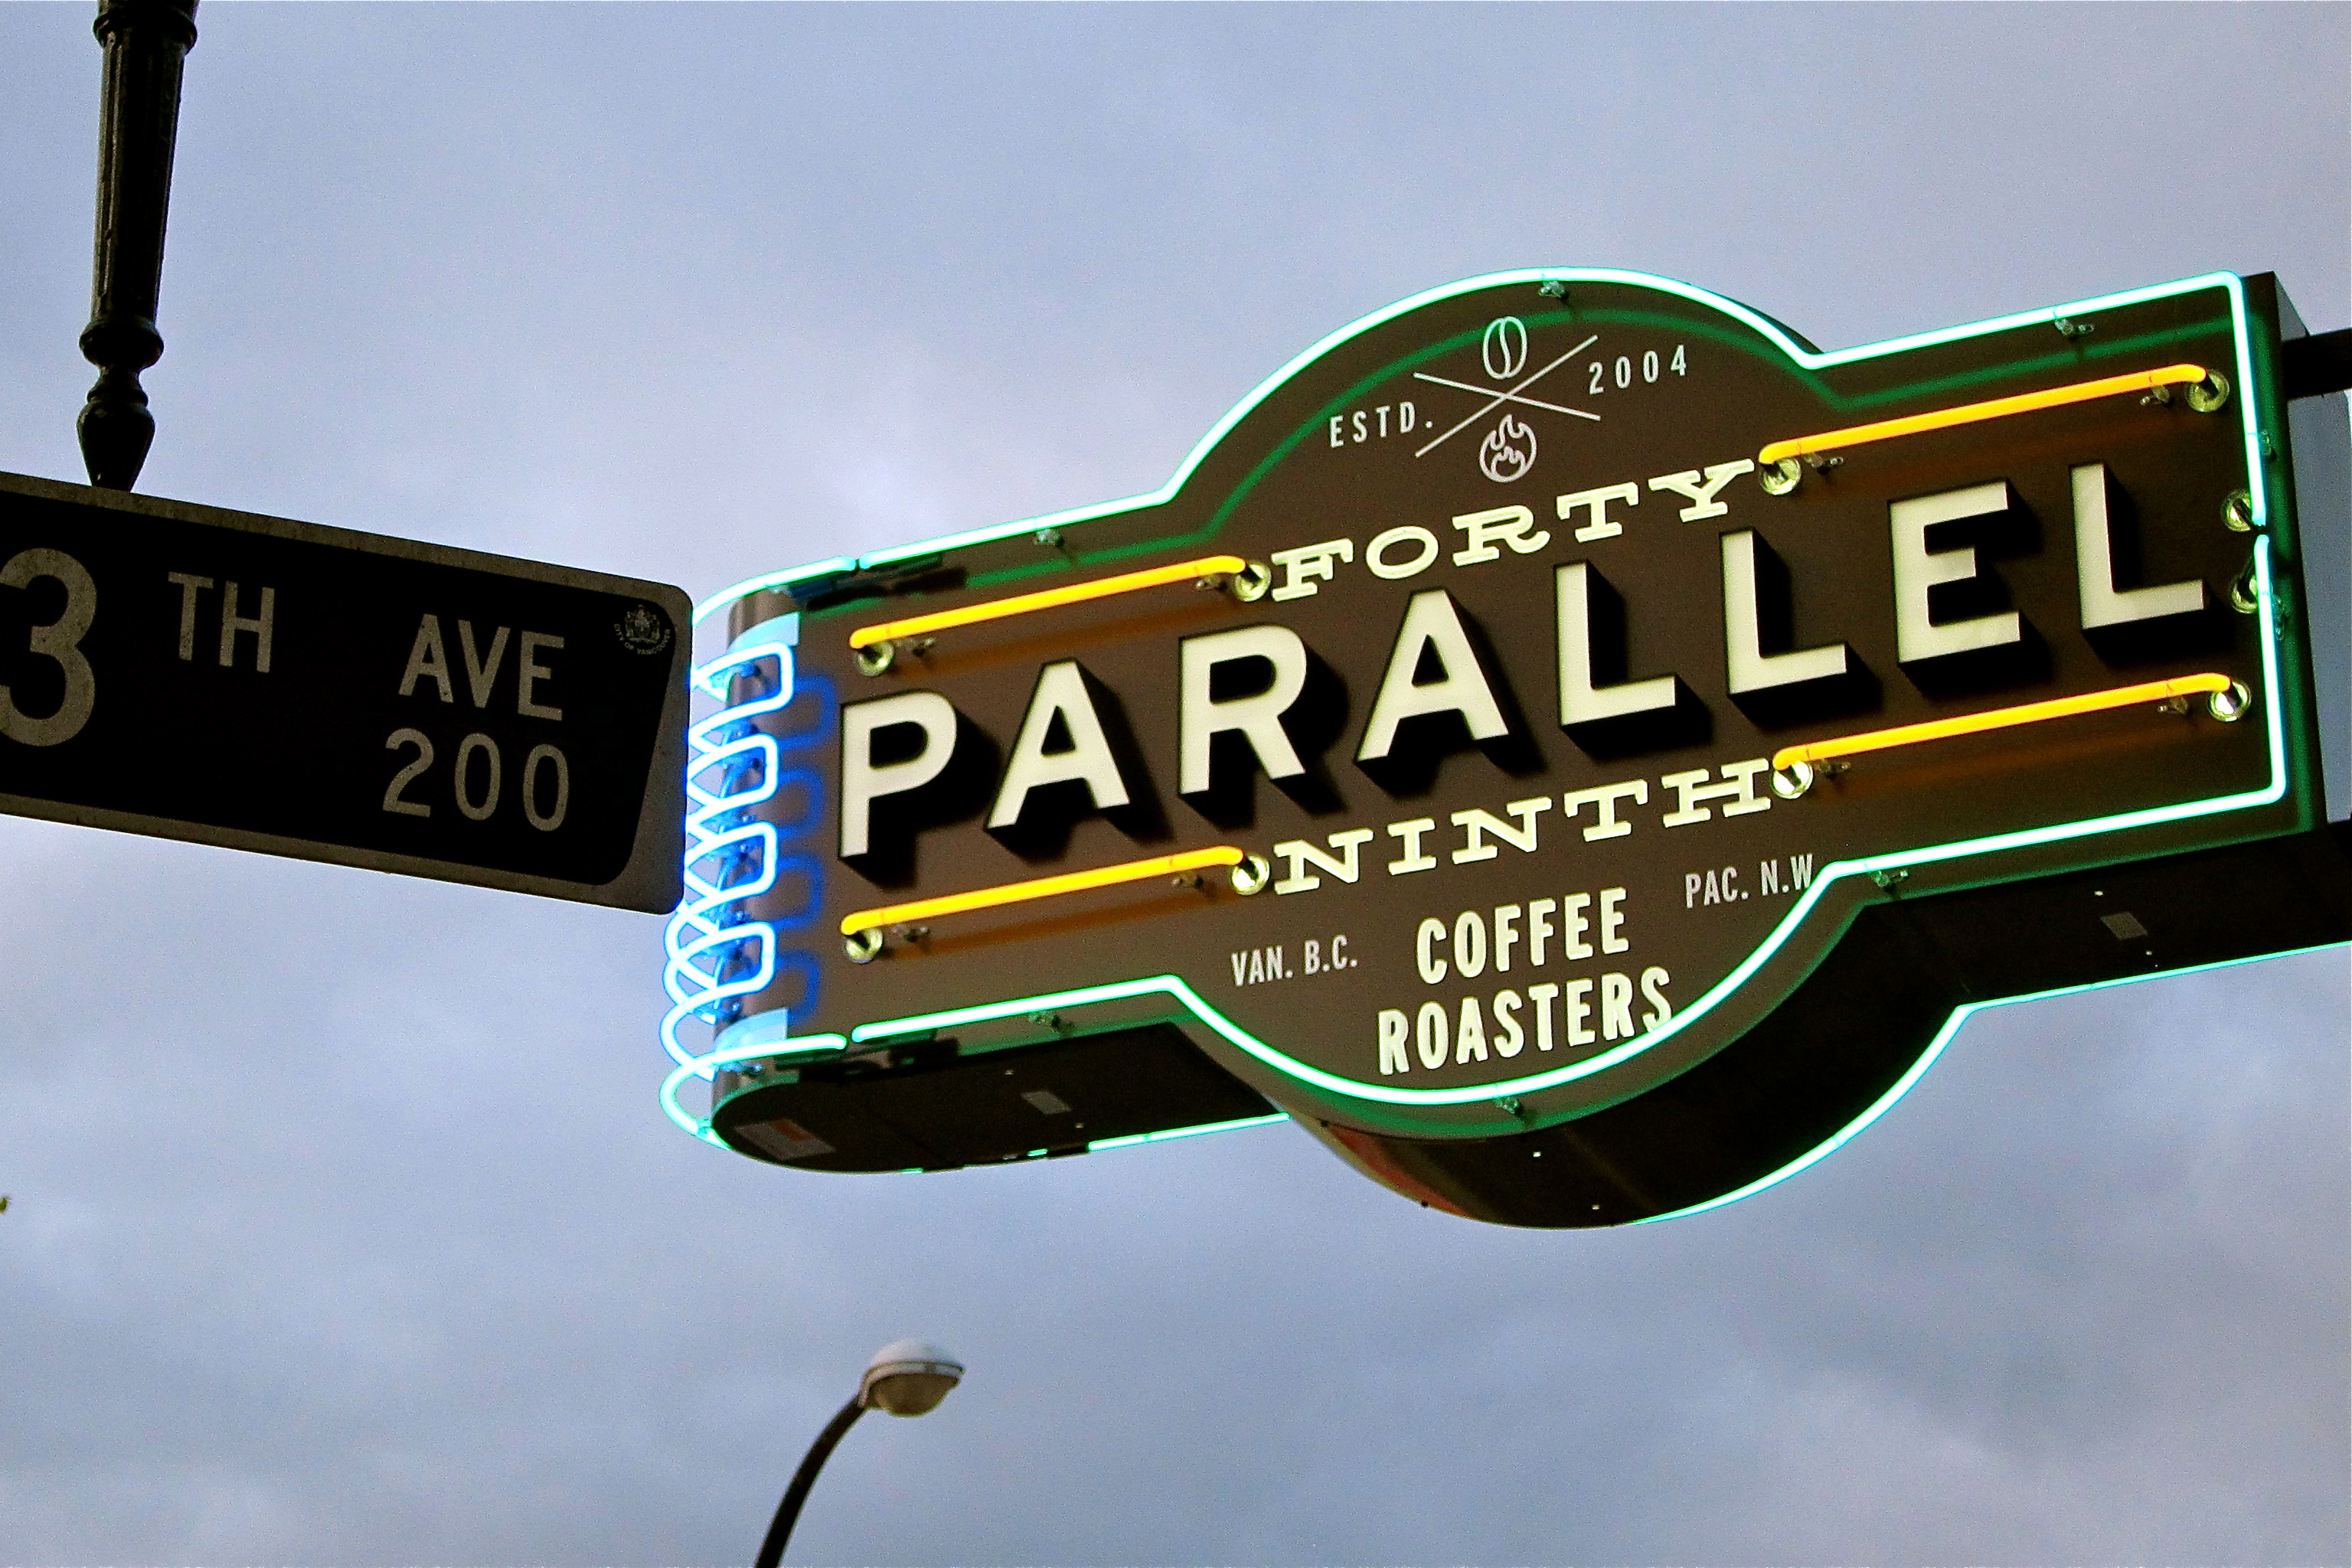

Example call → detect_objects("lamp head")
858 1339 963 1416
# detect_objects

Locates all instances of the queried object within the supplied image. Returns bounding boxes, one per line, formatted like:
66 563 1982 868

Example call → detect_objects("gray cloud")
1 4 2344 1564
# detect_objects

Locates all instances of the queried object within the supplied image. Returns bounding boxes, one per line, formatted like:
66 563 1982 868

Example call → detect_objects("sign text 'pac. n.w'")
665 270 2349 1225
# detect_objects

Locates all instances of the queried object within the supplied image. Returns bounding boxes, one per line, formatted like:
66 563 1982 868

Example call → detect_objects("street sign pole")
1 2 692 910
79 0 199 492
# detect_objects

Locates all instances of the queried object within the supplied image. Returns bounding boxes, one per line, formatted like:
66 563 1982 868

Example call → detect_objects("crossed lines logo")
1413 315 1599 482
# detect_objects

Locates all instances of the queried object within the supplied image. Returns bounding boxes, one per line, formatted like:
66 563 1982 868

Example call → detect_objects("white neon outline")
662 1034 851 1145
681 269 2293 1116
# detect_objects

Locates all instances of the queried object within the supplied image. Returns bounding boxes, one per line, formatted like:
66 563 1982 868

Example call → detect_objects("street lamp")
752 1340 964 1568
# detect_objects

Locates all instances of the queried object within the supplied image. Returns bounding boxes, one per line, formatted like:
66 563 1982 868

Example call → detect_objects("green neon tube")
697 273 2290 1115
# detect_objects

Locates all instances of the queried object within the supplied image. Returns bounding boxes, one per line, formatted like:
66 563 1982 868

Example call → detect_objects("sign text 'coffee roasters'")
662 270 2349 1226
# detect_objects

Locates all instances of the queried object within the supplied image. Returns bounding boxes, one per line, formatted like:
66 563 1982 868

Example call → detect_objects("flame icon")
1478 414 1537 483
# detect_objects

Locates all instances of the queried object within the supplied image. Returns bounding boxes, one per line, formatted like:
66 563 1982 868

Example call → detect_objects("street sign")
666 270 2348 1222
0 472 688 911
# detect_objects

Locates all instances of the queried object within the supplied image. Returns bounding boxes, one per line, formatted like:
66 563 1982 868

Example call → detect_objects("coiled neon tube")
661 627 832 1074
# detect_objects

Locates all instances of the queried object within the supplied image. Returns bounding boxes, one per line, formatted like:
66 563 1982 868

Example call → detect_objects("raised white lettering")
1890 481 2024 662
1179 624 1308 795
1647 460 1756 521
1451 505 1550 566
1270 537 1354 601
1357 590 1510 763
1556 563 1676 727
988 661 1131 828
2073 463 2205 629
840 690 960 857
1723 531 1849 692
1272 828 1377 894
1557 482 1639 542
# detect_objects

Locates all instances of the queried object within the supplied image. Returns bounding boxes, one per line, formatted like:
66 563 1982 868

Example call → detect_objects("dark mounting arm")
78 0 198 491
2284 328 2352 402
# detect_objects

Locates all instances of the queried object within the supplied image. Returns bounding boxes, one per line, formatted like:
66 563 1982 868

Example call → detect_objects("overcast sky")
2 5 2347 1565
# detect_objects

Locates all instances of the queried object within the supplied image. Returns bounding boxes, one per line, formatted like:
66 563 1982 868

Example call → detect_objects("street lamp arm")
753 1396 865 1568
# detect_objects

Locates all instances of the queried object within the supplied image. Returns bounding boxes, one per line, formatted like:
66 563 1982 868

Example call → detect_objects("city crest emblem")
615 602 674 655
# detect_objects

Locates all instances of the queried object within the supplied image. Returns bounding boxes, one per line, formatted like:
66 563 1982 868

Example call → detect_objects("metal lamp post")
79 0 200 492
752 1341 964 1568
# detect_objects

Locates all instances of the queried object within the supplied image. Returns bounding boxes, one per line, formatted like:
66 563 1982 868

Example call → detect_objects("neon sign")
665 269 2347 1225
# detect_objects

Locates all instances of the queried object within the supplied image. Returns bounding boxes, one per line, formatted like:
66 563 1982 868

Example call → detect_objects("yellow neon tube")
849 556 1253 651
1771 673 2234 772
841 845 1246 937
1758 364 2211 466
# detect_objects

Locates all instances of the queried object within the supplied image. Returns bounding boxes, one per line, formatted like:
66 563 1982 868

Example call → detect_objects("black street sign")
0 471 687 911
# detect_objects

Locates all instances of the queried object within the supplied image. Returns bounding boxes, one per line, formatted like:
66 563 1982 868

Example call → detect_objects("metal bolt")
2229 554 2261 614
2207 680 2253 723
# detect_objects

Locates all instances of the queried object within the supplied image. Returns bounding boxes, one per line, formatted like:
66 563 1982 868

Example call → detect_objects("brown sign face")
681 270 2319 1141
